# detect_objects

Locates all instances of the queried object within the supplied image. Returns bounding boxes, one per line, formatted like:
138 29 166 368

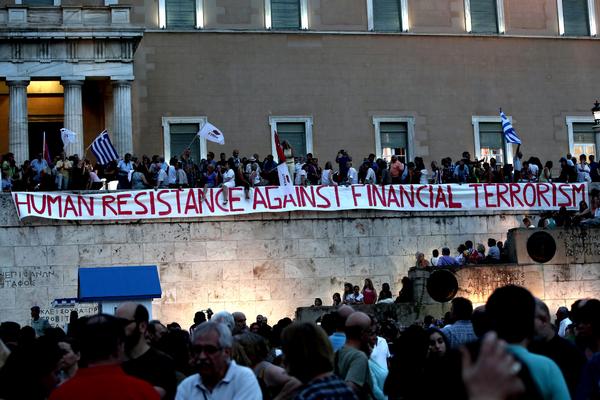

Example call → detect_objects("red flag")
43 132 52 164
274 131 286 163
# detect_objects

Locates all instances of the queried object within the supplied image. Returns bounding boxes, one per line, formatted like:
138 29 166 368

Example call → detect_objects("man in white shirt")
347 162 358 185
556 306 572 338
176 321 261 400
167 158 178 187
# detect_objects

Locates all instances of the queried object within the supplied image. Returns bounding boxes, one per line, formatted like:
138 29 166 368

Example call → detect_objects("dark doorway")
28 122 64 161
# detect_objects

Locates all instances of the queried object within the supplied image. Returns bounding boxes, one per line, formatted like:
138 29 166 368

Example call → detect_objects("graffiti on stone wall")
0 269 56 288
39 305 99 327
458 268 526 304
557 230 600 258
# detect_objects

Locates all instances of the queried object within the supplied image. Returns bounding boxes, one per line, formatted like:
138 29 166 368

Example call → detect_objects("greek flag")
500 111 521 144
90 130 119 165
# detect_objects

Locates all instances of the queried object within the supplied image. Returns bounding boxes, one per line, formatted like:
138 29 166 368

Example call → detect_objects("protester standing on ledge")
30 306 50 337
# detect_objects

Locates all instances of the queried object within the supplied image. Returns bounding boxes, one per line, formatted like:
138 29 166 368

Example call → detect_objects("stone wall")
0 193 527 327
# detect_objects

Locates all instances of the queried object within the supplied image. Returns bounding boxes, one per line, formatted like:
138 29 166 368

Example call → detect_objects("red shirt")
363 288 377 304
50 364 159 400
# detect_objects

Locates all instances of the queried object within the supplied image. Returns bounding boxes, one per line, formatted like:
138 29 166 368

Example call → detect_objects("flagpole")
186 134 198 149
42 131 46 157
86 129 106 151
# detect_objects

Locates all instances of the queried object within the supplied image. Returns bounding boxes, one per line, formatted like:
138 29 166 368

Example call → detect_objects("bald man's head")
337 305 354 320
345 311 371 340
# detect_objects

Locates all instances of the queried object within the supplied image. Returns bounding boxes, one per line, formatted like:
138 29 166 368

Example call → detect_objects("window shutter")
479 123 503 148
271 0 301 30
373 0 402 32
563 0 590 36
166 0 196 29
170 123 201 163
23 0 54 5
277 122 307 157
470 0 498 33
573 122 595 143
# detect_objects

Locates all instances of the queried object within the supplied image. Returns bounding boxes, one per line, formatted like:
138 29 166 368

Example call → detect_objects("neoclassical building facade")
1 0 600 167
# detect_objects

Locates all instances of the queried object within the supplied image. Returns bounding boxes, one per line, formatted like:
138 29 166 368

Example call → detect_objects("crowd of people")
2 284 600 399
2 142 599 193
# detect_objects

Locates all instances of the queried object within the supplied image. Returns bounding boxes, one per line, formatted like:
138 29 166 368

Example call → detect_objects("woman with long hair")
362 278 377 305
321 161 336 186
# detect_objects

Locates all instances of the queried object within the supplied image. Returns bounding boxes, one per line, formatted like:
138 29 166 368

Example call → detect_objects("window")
16 0 57 4
558 0 596 36
367 0 409 32
162 117 207 162
159 0 203 29
472 116 513 165
567 117 598 158
269 116 313 160
165 0 196 28
464 0 505 34
265 0 308 30
373 117 414 163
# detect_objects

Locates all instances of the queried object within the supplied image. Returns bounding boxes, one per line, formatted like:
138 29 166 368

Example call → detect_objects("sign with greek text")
12 183 587 221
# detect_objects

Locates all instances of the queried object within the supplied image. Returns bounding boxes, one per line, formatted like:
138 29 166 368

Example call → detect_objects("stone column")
112 80 133 155
61 79 84 157
8 79 30 165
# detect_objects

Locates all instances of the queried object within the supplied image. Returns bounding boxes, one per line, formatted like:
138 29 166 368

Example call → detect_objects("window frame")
265 0 309 30
162 116 208 162
372 116 415 162
366 0 409 32
472 115 514 165
566 115 599 156
464 0 505 34
158 0 204 29
557 0 597 36
15 0 60 5
269 116 313 162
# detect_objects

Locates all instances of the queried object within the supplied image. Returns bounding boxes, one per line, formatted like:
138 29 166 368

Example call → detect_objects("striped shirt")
295 374 358 400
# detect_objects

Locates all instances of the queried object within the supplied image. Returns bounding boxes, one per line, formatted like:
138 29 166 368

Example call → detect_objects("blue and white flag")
500 110 521 144
90 130 119 165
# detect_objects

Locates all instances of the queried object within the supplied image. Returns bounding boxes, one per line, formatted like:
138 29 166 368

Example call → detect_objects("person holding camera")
336 149 352 183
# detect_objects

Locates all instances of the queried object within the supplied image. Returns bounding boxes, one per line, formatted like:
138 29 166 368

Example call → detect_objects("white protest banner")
12 183 587 221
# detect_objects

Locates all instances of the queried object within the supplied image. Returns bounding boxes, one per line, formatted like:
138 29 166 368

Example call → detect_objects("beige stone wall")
2 189 600 328
133 32 598 167
0 192 521 328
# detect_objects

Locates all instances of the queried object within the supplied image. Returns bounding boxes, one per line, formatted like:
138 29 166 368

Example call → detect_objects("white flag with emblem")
197 122 225 145
60 128 78 146
277 162 294 196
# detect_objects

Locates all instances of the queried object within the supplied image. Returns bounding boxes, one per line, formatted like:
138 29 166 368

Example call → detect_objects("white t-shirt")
419 169 429 185
558 318 572 338
167 166 177 184
529 164 539 178
370 336 391 371
365 168 376 184
222 169 235 187
577 164 591 182
513 156 522 172
322 169 333 185
157 169 168 188
295 169 307 185
347 167 358 184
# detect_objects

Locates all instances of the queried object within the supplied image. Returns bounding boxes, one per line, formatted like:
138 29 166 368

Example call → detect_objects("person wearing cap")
30 306 51 337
